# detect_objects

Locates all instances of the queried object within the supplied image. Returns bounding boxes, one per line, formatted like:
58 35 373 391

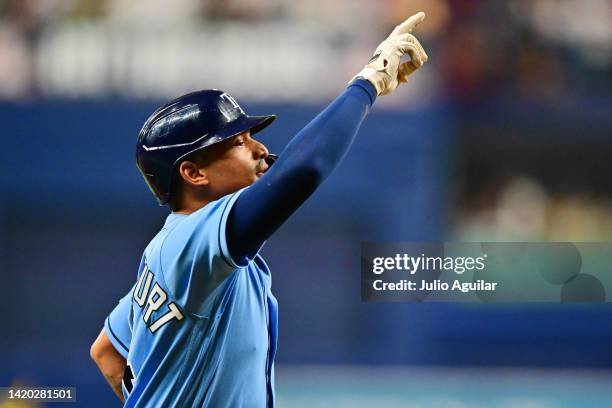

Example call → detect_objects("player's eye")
236 139 245 146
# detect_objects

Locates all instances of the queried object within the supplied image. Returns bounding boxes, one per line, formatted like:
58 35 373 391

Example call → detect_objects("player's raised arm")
227 12 429 262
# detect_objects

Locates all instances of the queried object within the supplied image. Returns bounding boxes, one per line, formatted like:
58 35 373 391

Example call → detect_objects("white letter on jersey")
132 263 185 333
143 283 167 323
149 303 184 333
134 266 153 307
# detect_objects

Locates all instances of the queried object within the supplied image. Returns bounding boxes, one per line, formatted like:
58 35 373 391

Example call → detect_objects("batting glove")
352 12 429 96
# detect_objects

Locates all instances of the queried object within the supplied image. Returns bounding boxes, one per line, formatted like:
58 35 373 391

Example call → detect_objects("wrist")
350 68 388 96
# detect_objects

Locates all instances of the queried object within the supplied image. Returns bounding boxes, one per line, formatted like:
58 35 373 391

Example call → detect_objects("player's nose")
252 139 269 160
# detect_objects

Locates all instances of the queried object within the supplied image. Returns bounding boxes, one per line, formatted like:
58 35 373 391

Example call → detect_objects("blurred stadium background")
2 0 612 406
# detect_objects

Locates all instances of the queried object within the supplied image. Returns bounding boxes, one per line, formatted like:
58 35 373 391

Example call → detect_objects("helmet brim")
243 114 276 136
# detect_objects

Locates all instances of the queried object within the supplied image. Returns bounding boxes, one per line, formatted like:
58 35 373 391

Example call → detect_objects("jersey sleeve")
104 290 133 359
160 188 247 315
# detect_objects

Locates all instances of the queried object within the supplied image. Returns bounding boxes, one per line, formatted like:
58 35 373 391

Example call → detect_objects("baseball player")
90 12 428 407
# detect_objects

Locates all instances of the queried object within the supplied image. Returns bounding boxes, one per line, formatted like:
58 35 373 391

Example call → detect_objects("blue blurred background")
2 0 612 407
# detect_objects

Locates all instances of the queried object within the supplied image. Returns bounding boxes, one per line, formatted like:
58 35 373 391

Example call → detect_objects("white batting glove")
352 12 429 96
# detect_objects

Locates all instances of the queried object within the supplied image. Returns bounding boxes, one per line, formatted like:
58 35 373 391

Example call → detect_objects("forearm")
90 329 126 403
104 372 125 403
228 79 376 261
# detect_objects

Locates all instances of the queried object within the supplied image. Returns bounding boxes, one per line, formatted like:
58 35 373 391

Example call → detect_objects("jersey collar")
163 212 187 228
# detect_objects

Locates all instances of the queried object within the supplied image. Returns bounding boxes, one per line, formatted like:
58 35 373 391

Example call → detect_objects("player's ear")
178 160 209 187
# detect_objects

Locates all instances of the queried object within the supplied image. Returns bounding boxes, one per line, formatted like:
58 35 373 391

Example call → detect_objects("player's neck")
171 187 222 214
172 198 212 215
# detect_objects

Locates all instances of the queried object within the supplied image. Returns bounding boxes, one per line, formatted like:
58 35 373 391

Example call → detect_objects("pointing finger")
392 12 426 35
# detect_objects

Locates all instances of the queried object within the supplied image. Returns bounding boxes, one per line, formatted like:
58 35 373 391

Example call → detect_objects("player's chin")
245 174 260 185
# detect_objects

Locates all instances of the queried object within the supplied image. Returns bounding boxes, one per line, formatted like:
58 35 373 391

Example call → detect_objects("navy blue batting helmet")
136 89 276 205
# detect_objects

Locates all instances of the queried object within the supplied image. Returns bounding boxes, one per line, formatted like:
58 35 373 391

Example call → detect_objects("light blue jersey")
105 189 278 407
105 290 132 360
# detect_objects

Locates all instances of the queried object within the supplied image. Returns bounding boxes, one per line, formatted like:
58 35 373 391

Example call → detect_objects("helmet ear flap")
142 171 170 205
